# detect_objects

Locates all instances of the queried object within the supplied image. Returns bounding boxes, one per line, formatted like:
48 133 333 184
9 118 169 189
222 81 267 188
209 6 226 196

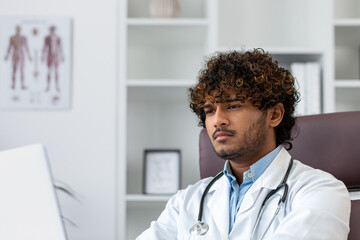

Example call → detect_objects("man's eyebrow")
226 98 241 103
203 104 212 109
203 98 242 109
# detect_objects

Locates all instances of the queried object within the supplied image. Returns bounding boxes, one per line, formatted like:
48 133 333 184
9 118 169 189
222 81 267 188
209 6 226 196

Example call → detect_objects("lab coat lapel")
237 179 262 215
207 175 229 239
260 147 292 190
237 147 291 215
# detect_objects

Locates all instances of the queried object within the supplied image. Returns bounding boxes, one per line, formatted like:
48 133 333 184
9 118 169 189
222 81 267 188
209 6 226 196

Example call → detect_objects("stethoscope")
190 158 293 240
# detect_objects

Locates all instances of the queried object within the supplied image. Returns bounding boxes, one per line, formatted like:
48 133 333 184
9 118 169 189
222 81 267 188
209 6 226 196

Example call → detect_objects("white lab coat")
137 147 351 240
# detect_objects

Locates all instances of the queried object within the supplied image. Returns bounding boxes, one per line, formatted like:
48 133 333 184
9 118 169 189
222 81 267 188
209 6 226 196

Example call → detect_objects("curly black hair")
188 49 299 148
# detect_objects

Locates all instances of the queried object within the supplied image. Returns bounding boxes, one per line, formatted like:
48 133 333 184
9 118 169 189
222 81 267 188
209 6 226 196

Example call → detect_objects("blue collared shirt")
223 145 282 233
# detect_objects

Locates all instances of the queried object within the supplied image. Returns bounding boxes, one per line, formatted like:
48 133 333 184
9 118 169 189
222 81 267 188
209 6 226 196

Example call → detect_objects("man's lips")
213 129 235 140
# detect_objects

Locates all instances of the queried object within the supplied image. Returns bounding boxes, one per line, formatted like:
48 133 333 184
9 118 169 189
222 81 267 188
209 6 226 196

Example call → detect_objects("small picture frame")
143 149 181 195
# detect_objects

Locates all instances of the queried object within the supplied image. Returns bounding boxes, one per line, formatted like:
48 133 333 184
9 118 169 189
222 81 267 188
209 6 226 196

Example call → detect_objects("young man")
137 49 350 239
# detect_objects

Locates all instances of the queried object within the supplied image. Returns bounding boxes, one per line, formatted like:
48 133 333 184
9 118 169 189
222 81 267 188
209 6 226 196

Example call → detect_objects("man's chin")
214 148 239 160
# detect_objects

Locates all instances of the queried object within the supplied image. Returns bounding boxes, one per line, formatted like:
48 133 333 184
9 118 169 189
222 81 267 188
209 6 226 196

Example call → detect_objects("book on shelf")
290 62 321 116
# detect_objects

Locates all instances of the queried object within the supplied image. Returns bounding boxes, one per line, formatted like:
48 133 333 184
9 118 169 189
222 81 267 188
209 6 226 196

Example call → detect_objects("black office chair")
199 111 360 240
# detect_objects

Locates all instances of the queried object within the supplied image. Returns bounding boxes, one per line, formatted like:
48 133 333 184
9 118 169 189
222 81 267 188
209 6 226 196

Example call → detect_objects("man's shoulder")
290 159 348 195
288 159 350 223
292 159 339 181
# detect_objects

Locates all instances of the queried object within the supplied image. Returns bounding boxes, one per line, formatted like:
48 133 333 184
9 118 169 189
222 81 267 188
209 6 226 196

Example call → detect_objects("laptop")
0 144 67 240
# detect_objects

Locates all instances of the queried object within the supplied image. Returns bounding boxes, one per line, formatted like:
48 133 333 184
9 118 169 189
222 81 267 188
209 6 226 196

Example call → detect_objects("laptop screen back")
0 144 67 240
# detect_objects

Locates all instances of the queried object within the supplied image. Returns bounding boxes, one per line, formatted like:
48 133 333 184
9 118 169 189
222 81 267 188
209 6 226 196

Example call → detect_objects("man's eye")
228 105 241 109
204 109 214 115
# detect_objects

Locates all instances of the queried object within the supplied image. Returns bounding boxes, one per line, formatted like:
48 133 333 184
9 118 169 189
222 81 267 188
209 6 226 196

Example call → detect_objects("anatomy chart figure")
41 26 64 92
4 25 32 90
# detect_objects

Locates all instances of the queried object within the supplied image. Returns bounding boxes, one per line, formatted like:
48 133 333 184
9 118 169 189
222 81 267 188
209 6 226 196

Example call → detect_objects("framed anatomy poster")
0 16 72 109
143 149 181 195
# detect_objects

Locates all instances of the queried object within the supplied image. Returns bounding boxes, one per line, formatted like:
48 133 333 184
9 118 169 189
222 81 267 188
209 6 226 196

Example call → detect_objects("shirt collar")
223 145 282 184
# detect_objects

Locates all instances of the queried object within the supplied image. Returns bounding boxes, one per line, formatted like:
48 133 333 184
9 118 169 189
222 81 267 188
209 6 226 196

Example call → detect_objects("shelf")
128 24 207 46
218 46 323 55
335 80 360 88
126 87 201 195
217 47 323 64
334 26 360 79
334 18 360 26
127 79 196 87
128 0 206 18
267 48 323 56
126 194 171 202
127 18 208 26
271 52 323 65
335 25 360 46
218 0 328 49
334 0 360 19
127 85 192 103
336 88 360 112
214 48 324 82
127 24 207 79
127 44 204 80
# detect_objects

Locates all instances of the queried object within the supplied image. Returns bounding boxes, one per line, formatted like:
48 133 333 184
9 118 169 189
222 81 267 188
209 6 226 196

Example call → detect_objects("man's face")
203 89 272 162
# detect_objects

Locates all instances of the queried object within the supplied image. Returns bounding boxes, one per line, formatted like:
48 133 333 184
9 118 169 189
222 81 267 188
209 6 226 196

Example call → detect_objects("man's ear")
268 103 285 128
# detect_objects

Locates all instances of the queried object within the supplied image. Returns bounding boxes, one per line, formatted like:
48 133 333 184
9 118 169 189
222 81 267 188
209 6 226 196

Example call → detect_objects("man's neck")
229 146 276 185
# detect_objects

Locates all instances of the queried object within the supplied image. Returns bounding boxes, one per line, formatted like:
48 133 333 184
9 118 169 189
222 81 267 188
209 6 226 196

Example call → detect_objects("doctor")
137 49 350 240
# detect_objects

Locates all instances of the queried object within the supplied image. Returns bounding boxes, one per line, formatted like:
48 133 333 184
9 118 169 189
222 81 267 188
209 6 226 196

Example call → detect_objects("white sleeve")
136 191 183 240
270 172 351 240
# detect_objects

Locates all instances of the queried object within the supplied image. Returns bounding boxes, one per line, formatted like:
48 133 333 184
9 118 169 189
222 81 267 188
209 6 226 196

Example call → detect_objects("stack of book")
290 62 321 116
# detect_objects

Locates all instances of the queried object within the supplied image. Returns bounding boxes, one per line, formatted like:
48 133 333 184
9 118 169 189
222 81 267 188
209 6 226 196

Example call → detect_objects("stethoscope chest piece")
190 222 209 236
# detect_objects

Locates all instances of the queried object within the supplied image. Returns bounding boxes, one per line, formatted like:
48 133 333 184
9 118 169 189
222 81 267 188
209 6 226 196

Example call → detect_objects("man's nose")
214 108 230 128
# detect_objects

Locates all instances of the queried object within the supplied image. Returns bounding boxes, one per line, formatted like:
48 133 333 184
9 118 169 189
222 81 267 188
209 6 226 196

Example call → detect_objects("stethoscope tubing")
250 201 284 240
250 158 293 240
197 171 224 222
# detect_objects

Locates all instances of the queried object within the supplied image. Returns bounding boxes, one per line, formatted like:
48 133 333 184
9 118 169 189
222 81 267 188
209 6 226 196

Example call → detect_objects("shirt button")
247 172 252 178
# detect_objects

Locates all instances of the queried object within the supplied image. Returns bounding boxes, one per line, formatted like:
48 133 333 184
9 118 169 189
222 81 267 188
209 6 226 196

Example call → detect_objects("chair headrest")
288 111 360 188
199 129 225 179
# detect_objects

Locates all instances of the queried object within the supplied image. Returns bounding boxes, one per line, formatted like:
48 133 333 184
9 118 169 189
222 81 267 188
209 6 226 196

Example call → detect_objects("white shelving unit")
118 0 218 239
334 0 360 111
118 1 360 239
335 80 360 88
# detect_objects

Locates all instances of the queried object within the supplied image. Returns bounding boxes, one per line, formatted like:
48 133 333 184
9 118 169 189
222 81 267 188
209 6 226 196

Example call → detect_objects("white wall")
0 0 117 239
